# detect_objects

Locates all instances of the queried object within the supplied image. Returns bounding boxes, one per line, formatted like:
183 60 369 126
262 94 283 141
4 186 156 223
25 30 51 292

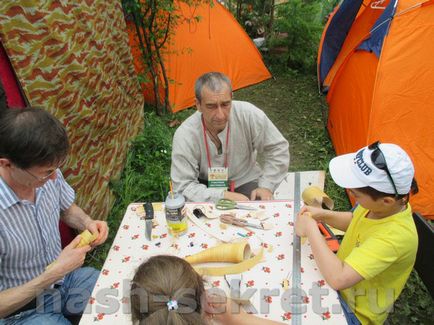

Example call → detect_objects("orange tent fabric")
318 0 434 219
127 0 271 112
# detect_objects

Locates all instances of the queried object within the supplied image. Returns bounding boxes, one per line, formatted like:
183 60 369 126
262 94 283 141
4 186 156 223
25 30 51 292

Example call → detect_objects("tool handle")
144 202 154 220
318 221 340 252
215 199 234 210
216 204 231 210
193 208 207 218
318 222 332 239
220 215 246 227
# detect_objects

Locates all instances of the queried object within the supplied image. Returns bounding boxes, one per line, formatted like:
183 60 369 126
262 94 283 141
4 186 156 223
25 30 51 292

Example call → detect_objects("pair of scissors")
215 199 256 211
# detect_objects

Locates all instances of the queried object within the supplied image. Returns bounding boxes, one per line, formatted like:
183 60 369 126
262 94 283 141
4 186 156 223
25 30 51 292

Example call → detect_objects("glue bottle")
165 192 188 236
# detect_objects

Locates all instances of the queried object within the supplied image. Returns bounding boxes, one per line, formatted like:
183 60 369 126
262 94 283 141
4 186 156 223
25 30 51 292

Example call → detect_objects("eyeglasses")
22 168 57 182
20 159 66 182
368 141 398 196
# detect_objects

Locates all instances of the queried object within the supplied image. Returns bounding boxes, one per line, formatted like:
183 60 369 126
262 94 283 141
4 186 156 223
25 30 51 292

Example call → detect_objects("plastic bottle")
164 192 188 236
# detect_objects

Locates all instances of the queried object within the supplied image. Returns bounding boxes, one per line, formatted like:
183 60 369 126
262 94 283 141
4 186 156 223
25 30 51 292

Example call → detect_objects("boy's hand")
299 205 326 221
295 211 317 237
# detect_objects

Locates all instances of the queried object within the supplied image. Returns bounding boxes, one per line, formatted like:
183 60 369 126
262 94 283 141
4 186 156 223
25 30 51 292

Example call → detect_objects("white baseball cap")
329 143 414 195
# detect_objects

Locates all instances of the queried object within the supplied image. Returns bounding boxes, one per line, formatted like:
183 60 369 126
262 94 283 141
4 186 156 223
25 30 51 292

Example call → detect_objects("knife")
144 202 154 241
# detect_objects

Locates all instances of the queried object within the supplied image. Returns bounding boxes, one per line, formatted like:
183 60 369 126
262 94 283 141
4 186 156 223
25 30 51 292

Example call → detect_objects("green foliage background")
268 0 323 71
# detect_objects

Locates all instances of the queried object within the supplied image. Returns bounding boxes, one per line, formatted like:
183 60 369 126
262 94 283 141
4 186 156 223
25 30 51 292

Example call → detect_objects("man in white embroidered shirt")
0 108 109 323
171 72 289 202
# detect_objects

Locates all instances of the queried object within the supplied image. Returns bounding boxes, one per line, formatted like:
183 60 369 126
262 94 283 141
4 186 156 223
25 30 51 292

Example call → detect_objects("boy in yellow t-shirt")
295 142 418 325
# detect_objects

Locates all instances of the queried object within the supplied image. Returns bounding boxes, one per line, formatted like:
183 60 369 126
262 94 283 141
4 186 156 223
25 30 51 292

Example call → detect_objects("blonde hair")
130 255 206 324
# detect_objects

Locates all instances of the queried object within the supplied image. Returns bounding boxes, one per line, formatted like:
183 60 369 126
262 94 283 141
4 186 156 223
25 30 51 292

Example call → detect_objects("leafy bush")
388 270 434 324
239 1 271 38
242 8 270 38
267 0 323 72
111 112 173 206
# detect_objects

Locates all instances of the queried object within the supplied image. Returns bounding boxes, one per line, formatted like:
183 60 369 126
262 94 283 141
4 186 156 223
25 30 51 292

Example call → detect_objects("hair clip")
167 299 178 311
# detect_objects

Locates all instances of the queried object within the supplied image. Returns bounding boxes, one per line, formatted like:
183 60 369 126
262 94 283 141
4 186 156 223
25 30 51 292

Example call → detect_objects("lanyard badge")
202 116 230 190
208 167 228 189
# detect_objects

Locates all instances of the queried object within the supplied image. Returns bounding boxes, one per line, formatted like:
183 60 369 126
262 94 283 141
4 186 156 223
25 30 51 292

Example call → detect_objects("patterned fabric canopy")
0 1 144 220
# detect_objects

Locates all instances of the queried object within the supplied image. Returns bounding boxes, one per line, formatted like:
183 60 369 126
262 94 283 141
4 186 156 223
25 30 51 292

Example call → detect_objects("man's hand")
48 235 91 277
295 211 317 237
250 187 273 200
62 204 109 245
85 220 109 247
224 191 249 201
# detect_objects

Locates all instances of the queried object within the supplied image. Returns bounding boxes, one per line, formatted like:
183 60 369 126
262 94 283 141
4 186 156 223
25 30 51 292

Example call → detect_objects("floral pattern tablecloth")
80 201 347 324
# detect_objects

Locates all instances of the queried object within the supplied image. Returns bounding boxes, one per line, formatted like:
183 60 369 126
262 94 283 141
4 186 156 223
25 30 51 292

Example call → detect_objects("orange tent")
126 0 271 112
318 0 434 219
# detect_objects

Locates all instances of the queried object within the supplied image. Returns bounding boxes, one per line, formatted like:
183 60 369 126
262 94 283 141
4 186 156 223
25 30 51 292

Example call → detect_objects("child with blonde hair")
130 255 205 324
130 255 283 324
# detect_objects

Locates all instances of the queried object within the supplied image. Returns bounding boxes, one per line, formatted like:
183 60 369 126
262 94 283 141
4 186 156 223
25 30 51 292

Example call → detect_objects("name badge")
208 167 228 189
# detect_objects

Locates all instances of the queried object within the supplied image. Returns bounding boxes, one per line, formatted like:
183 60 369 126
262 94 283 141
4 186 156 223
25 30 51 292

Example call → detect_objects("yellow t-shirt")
337 204 418 325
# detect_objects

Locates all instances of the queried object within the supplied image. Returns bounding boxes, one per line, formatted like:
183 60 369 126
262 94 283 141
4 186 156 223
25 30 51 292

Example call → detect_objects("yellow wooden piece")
135 205 144 214
300 188 345 236
45 261 56 270
76 230 97 248
185 241 250 264
194 249 263 276
329 226 345 236
185 241 264 276
152 202 163 212
46 230 96 270
282 279 290 290
301 185 334 210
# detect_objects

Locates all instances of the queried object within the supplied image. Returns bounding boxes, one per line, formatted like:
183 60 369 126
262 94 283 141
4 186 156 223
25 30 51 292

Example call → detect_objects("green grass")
87 71 433 324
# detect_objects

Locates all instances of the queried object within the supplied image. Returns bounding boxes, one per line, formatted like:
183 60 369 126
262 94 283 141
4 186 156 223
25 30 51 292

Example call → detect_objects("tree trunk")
147 0 163 115
268 0 275 33
130 4 160 114
236 0 243 20
153 17 172 114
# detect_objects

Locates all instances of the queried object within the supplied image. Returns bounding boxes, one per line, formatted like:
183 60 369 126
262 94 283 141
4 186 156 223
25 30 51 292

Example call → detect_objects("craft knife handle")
220 215 246 227
144 202 154 220
144 202 154 241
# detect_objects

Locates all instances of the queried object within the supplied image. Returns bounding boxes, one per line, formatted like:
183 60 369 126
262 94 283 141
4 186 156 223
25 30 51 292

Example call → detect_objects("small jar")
164 192 188 236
